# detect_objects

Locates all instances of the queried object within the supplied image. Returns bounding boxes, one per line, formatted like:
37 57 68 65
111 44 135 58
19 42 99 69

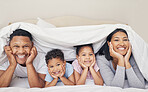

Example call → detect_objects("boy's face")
47 58 66 77
77 46 94 67
10 36 33 65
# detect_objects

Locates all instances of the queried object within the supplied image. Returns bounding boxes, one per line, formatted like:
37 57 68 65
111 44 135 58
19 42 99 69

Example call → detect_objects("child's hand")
59 64 65 78
4 46 17 67
26 46 37 65
89 55 96 68
78 57 87 69
48 68 58 79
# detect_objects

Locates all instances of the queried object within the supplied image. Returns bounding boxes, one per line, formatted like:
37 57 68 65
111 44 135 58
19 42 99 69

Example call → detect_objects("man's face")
10 36 33 66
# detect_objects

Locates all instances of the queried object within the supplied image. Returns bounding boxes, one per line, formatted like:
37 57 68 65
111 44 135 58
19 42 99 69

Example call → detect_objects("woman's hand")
109 42 123 60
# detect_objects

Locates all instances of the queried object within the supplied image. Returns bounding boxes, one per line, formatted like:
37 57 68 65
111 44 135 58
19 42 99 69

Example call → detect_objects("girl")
72 44 103 85
96 28 145 88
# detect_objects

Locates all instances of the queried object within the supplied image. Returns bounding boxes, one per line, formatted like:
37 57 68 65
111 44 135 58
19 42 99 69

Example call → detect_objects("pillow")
36 17 56 28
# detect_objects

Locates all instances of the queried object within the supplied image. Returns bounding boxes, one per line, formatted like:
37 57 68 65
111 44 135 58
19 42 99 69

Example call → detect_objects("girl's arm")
74 68 88 85
59 73 75 85
89 67 103 85
44 78 58 87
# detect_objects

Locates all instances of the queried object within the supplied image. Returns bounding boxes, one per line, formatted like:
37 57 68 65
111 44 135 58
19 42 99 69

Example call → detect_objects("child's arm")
74 65 88 85
59 73 75 85
44 78 58 87
89 56 103 85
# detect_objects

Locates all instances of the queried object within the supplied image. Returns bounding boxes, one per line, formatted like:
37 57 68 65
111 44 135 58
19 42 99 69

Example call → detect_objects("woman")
96 28 145 88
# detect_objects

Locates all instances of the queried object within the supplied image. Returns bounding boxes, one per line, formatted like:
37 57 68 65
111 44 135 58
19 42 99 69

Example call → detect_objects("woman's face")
110 31 129 56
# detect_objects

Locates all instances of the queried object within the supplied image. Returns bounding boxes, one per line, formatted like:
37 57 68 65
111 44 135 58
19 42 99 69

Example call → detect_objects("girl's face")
77 46 94 67
109 31 129 56
47 58 66 77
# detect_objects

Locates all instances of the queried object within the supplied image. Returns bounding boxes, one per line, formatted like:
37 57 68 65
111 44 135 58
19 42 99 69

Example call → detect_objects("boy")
44 49 75 87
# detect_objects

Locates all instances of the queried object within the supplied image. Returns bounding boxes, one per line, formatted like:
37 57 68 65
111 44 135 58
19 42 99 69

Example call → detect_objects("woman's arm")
126 57 145 89
96 55 125 88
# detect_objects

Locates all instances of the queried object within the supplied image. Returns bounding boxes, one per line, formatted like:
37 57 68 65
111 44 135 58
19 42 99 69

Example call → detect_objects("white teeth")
118 48 125 50
18 55 25 58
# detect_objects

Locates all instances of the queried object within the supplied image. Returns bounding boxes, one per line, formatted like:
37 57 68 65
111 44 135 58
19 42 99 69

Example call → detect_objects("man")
0 29 47 88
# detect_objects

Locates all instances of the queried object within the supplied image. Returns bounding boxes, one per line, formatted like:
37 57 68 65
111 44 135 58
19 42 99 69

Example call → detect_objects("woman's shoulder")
96 54 110 65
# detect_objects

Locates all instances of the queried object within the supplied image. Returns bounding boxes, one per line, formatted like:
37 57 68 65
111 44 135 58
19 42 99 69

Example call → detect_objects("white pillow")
36 17 56 28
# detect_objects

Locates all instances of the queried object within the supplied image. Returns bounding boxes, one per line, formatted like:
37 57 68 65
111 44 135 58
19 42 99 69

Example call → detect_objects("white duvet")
0 22 148 91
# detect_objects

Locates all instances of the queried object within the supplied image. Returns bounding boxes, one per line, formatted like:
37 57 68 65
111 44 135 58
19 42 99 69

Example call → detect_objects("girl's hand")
48 68 58 79
109 42 123 60
124 43 132 63
4 46 17 67
89 55 96 68
26 46 37 65
78 57 87 69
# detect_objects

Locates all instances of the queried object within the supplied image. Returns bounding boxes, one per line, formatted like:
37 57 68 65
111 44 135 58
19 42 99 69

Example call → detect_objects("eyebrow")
114 37 128 39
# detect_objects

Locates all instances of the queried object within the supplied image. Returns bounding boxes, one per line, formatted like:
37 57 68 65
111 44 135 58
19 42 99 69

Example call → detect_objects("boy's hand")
26 46 37 65
59 64 65 78
48 68 58 79
4 46 17 67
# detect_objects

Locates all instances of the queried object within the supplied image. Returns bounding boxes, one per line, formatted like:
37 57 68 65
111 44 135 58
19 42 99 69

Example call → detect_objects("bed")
0 16 148 92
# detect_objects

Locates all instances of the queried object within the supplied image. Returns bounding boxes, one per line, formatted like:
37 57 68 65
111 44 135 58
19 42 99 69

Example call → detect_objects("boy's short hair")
10 29 33 41
45 49 64 64
75 44 94 55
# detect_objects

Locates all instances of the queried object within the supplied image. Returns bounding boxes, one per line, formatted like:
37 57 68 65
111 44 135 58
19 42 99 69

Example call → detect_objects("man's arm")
0 65 16 87
26 64 46 88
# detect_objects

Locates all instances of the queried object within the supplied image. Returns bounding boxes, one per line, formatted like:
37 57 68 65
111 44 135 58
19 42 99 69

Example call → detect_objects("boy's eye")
82 54 86 56
57 64 60 66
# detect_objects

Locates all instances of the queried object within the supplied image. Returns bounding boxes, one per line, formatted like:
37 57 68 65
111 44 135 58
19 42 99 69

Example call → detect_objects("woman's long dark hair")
98 28 128 61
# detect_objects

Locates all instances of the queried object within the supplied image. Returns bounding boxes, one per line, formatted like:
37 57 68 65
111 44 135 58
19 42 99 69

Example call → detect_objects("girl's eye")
13 46 19 48
57 64 60 66
24 45 29 48
114 39 119 41
89 54 93 56
49 66 53 68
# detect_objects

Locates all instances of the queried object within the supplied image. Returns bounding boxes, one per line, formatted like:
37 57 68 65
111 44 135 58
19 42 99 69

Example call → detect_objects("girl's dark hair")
98 28 128 61
45 49 64 64
75 44 94 55
10 29 33 41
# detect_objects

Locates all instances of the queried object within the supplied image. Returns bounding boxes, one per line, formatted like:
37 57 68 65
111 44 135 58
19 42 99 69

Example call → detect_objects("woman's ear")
107 41 110 46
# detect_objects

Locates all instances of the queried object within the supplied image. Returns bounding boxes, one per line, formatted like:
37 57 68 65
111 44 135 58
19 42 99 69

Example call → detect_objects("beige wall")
0 0 148 43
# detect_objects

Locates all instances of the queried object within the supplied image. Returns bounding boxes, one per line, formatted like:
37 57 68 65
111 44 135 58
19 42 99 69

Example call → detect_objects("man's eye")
57 64 60 66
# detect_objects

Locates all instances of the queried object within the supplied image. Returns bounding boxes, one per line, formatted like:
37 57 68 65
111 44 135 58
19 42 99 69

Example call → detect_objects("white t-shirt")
0 52 47 78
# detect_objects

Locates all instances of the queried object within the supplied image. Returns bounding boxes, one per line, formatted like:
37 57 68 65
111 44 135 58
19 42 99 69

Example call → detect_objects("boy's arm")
59 73 75 85
44 78 58 87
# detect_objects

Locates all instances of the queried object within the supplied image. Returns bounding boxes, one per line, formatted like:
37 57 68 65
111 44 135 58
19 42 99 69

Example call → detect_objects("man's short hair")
45 49 65 64
10 29 33 41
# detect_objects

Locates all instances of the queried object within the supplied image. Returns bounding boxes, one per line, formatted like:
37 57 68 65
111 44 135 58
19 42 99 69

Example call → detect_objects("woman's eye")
114 39 119 41
123 39 129 41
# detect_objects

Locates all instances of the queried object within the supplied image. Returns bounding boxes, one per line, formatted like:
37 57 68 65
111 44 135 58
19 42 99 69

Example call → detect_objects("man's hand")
4 46 17 67
26 46 37 65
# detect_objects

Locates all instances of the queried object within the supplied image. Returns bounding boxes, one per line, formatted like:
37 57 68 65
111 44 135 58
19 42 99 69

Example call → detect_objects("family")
0 28 146 88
